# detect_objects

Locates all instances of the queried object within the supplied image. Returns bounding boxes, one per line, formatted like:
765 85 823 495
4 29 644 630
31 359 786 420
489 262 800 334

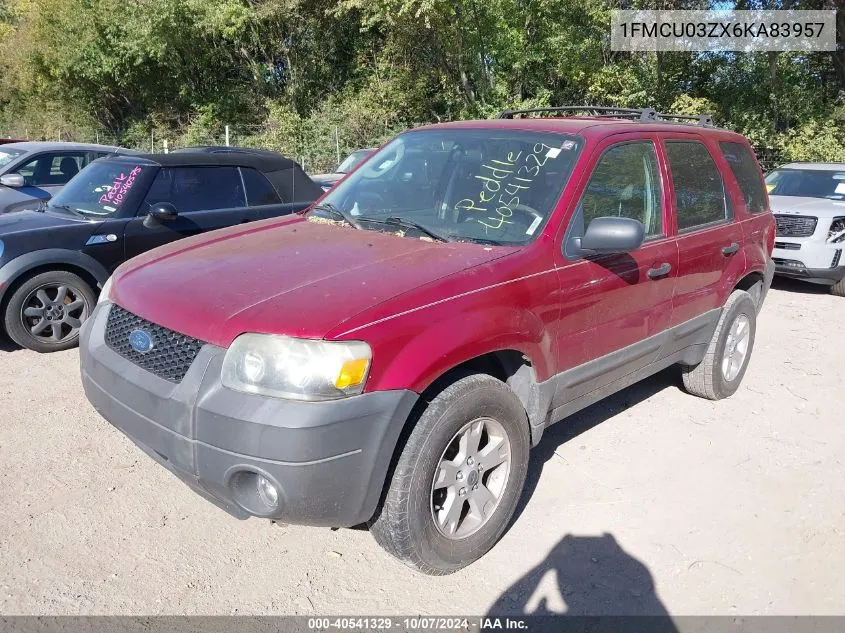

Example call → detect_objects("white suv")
767 163 845 296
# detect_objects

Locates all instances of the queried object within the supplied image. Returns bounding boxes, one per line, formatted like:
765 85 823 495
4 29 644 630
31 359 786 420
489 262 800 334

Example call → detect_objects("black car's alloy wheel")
4 271 96 353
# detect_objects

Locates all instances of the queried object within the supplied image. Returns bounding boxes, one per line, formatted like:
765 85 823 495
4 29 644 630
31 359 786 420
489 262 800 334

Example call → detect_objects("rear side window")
240 167 282 205
719 142 767 213
141 166 245 213
580 142 663 238
666 141 727 231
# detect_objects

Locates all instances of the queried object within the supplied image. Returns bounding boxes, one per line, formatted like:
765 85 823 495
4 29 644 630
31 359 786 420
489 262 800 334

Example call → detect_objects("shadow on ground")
0 336 19 352
482 372 682 625
770 277 830 295
487 533 676 622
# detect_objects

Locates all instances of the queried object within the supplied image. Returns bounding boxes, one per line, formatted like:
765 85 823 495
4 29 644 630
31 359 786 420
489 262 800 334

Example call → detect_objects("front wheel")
830 277 845 297
4 270 96 352
370 373 530 575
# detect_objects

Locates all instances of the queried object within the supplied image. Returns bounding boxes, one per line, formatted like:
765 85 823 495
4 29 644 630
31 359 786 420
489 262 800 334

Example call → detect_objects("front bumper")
772 257 845 285
772 240 844 285
79 303 418 527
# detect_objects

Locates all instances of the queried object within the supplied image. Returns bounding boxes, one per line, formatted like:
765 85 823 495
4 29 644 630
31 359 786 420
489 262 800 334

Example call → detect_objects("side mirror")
0 173 25 188
571 216 645 257
144 202 179 227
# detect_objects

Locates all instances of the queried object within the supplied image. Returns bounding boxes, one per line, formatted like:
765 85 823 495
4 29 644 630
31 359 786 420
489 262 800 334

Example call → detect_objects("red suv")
80 106 775 575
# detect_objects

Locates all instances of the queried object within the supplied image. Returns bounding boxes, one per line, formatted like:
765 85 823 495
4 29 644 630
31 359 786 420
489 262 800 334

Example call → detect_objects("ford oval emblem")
128 329 154 354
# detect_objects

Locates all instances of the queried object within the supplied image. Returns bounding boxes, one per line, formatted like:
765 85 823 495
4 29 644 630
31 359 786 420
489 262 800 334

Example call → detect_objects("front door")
123 165 250 261
552 135 678 405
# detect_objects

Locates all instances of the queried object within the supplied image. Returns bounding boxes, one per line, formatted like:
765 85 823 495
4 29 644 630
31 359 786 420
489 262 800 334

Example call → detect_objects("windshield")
337 149 373 173
0 148 26 170
765 168 845 200
49 160 155 217
315 129 582 245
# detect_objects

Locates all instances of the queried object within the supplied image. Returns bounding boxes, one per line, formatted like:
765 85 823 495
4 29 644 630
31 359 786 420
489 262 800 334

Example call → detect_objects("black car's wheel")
370 373 530 575
4 271 96 353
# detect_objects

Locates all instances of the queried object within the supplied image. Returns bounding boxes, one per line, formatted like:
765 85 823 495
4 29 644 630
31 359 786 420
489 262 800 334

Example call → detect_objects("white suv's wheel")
830 277 845 297
682 289 757 400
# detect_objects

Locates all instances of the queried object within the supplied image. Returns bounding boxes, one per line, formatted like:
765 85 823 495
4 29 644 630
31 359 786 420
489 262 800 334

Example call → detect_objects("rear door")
122 165 249 260
662 135 745 327
552 134 678 403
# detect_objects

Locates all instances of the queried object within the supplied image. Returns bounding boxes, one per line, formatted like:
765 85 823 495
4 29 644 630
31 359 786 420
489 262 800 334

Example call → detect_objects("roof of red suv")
413 113 748 143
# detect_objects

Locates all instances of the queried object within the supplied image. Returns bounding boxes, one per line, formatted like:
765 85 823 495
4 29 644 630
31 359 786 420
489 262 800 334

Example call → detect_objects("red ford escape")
80 107 775 575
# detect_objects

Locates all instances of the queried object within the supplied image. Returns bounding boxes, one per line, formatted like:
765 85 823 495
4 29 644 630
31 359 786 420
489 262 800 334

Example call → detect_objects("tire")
370 373 530 575
3 270 96 353
682 289 757 400
831 277 845 297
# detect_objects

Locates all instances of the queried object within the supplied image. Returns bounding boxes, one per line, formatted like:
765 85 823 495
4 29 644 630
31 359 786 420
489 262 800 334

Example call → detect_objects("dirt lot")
1 279 843 616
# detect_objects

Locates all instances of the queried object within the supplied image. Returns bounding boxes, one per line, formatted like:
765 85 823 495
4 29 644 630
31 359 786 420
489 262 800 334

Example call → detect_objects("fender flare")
0 249 109 306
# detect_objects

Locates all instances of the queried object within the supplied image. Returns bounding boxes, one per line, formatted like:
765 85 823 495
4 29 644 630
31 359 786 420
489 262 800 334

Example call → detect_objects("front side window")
48 160 156 217
16 152 87 186
765 168 845 200
141 166 245 213
720 142 767 213
666 141 727 231
580 142 663 238
316 129 583 245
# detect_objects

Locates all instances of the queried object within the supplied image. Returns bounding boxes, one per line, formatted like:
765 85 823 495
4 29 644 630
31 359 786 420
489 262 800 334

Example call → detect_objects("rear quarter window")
240 167 282 205
719 141 767 213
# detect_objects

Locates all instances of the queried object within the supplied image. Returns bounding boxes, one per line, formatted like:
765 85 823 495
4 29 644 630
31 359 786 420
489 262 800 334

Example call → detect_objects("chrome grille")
774 214 817 237
104 305 204 383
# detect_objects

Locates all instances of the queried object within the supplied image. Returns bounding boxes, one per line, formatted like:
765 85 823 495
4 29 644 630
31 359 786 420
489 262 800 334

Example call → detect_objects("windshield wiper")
455 236 505 246
48 203 88 219
360 216 453 243
309 202 362 229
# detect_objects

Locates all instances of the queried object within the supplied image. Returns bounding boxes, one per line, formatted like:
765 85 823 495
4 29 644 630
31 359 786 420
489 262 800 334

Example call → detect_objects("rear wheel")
370 373 530 575
830 277 845 297
4 271 96 352
682 289 756 400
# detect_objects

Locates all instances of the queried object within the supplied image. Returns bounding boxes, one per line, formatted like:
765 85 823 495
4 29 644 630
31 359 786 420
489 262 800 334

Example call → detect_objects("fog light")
229 470 282 516
257 475 279 507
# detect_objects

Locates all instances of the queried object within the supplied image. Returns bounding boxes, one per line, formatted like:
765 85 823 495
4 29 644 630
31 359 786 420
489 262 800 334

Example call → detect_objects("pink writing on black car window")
99 166 143 206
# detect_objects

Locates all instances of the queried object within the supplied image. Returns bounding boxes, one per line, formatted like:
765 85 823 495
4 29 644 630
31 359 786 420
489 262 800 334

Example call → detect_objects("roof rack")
497 105 714 127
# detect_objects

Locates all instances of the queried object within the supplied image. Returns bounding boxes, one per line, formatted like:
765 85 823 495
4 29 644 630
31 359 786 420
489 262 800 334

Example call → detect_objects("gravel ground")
1 279 843 616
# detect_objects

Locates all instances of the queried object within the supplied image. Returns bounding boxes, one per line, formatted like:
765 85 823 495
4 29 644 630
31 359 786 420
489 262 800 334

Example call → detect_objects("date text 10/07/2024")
307 617 529 631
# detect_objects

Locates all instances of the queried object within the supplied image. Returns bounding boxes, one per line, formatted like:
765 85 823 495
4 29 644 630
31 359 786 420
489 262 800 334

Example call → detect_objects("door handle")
647 262 672 279
721 242 740 256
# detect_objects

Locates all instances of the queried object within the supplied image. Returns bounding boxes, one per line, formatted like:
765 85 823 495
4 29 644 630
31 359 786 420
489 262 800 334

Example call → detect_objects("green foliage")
0 0 842 168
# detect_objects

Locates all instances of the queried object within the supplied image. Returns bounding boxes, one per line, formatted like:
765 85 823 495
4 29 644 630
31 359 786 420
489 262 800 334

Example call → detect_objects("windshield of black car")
314 129 582 245
337 150 372 173
0 148 26 170
49 160 153 216
765 168 845 200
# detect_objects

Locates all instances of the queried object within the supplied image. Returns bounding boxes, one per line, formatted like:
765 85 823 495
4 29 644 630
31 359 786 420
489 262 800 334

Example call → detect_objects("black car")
0 151 323 352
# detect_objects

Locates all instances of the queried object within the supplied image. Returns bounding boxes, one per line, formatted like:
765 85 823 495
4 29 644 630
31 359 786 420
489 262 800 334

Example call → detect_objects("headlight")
828 217 845 243
97 275 113 305
221 333 372 401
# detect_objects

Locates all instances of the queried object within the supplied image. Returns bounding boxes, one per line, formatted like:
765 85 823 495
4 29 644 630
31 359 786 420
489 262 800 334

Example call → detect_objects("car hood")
112 215 515 347
0 208 86 235
769 195 845 218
